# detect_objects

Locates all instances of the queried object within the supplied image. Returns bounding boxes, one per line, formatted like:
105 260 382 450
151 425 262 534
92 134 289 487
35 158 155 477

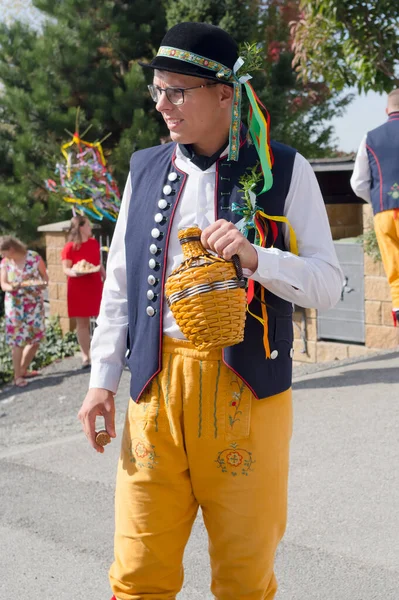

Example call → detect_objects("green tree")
166 0 352 158
166 0 260 44
0 0 166 243
257 0 352 157
292 0 399 93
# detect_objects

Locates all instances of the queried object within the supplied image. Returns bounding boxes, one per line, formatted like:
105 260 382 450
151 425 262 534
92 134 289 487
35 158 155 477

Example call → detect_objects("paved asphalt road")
1 350 399 600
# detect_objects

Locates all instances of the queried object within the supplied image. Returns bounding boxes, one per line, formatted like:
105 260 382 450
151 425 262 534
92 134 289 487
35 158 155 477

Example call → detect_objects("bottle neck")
178 227 206 259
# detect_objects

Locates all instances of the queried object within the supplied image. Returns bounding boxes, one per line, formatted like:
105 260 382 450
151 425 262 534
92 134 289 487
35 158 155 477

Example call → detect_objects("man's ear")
219 83 234 106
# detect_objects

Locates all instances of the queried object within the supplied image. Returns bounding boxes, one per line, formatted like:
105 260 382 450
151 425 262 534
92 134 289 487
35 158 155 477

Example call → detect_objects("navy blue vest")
366 112 399 215
125 134 296 402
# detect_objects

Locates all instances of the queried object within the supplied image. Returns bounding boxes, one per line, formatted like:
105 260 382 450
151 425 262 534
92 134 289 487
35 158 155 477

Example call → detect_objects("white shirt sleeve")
89 176 131 393
350 135 371 203
247 152 344 310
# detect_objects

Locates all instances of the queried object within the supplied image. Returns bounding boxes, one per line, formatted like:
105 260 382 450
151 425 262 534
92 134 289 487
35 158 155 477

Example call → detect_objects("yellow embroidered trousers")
110 337 292 600
374 209 399 310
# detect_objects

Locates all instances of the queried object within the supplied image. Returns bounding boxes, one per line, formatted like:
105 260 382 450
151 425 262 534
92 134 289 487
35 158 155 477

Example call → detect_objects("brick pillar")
37 221 75 334
326 203 363 240
362 204 398 349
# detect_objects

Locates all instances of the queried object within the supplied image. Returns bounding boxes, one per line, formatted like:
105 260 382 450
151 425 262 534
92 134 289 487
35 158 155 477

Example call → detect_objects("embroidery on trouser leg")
198 360 203 438
155 375 161 432
228 378 245 430
225 376 251 440
213 360 221 439
165 353 175 437
129 437 159 469
215 441 255 477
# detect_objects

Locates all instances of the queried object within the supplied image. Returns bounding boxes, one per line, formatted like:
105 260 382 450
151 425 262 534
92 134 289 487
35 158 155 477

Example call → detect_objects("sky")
330 90 387 154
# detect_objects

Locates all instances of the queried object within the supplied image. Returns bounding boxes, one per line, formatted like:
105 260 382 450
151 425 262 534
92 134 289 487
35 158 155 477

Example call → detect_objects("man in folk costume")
351 89 399 326
79 22 342 600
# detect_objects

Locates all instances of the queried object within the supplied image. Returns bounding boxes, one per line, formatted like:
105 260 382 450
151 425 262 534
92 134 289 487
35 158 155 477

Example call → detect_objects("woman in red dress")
61 217 105 368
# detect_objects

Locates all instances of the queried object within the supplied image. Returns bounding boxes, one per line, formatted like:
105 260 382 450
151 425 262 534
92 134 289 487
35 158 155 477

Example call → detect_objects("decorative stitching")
215 442 255 477
388 183 399 199
198 360 203 438
155 376 161 432
213 361 221 438
228 379 245 429
165 354 172 408
129 437 159 469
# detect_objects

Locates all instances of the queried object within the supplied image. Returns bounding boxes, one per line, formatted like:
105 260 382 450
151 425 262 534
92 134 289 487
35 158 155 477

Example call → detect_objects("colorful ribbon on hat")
156 46 273 193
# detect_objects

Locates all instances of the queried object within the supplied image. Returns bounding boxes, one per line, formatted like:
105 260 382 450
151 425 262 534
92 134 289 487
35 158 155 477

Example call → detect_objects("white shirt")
350 135 372 203
89 147 343 393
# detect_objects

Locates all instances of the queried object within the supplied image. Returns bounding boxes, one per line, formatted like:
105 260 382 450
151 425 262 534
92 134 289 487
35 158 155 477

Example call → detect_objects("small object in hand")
95 430 111 447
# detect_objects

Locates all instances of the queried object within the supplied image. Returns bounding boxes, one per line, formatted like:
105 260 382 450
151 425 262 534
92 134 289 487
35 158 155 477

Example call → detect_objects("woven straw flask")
165 226 247 350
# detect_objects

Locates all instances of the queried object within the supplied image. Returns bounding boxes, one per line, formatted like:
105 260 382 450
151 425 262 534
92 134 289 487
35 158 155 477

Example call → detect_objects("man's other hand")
78 388 116 453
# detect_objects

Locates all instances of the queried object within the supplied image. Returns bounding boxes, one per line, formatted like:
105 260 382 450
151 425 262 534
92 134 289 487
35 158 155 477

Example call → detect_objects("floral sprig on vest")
232 163 299 359
233 163 299 254
232 163 266 244
388 183 399 199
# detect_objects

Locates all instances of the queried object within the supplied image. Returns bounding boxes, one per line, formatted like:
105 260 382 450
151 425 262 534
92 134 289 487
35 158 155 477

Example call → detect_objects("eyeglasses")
148 83 218 106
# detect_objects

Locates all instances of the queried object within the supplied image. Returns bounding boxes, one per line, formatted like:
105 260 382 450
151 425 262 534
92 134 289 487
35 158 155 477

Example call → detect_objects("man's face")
153 70 232 152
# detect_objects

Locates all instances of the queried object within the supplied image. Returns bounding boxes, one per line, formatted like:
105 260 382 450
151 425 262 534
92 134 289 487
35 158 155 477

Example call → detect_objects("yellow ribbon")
256 210 298 255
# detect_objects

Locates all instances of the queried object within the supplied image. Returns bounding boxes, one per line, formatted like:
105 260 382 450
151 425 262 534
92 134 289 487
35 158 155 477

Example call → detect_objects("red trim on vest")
135 148 188 402
366 144 384 212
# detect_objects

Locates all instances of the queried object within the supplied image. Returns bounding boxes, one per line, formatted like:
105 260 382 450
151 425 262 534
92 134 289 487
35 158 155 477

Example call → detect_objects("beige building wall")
293 203 397 363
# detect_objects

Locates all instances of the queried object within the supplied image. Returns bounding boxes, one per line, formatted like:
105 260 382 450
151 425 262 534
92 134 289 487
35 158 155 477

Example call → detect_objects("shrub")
361 227 381 263
0 316 79 385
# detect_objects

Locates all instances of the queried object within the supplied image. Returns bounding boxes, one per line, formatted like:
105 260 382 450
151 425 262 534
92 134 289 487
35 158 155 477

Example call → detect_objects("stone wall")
362 204 397 349
326 203 363 240
293 203 398 363
37 221 74 334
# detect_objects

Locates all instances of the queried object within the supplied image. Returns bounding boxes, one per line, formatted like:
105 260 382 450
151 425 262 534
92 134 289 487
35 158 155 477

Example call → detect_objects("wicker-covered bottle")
165 225 247 350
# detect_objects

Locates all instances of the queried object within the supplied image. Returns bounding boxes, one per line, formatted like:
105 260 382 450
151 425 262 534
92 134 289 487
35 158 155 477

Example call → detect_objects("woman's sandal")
23 370 41 378
14 377 28 388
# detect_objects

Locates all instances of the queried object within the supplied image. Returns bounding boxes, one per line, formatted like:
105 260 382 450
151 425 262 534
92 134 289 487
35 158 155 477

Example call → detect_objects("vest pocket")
129 380 167 433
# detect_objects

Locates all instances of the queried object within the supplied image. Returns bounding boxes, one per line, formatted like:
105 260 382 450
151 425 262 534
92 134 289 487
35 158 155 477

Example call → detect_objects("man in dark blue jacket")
351 89 399 324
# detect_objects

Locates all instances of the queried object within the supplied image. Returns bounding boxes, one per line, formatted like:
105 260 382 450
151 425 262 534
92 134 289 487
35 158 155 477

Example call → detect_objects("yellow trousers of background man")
110 337 292 600
374 209 399 310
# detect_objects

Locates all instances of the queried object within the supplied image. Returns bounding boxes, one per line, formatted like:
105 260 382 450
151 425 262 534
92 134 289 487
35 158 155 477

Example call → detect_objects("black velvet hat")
139 22 238 81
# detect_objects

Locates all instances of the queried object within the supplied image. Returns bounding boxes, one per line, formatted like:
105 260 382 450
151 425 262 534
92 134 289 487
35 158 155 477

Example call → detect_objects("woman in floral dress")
0 236 48 387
